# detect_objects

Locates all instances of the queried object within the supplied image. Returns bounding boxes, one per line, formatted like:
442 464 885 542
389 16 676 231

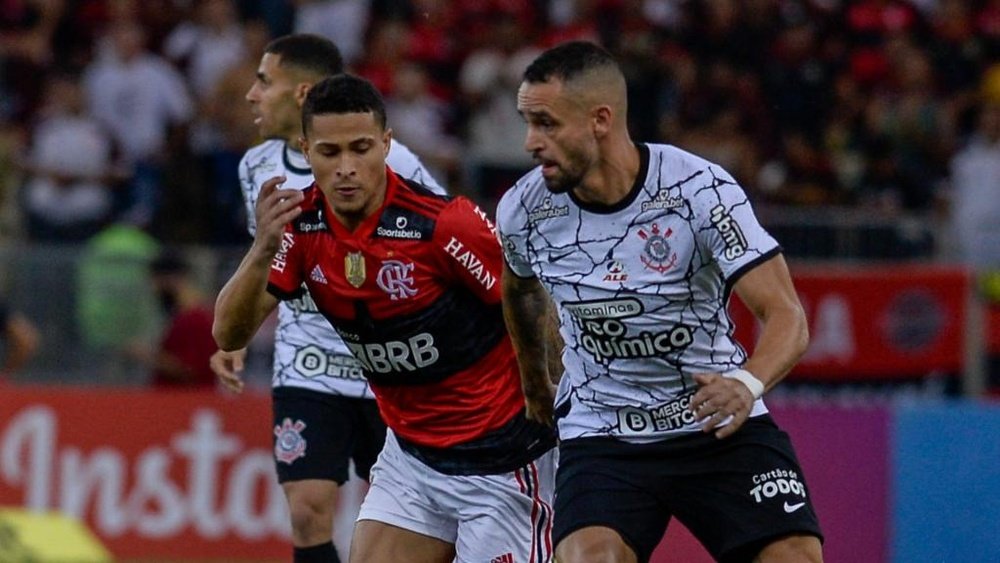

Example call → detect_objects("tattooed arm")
502 263 561 426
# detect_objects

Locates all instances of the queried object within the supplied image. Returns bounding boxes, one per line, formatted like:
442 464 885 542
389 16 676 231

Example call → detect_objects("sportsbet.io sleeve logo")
564 298 693 363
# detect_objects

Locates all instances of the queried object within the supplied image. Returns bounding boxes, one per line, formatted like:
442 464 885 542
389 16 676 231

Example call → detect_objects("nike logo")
783 501 806 513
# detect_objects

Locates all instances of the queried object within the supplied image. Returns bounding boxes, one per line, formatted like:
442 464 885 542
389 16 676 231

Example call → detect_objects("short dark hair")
301 74 387 135
523 41 619 84
264 34 344 77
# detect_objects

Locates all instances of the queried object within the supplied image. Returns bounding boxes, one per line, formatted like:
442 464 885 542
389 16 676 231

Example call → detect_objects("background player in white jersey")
497 41 824 563
209 34 444 563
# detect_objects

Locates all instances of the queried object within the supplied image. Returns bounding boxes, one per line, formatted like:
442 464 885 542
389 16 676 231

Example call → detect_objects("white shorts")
358 431 557 563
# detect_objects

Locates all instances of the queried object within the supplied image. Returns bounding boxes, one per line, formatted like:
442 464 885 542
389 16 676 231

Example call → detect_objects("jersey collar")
282 143 312 175
568 143 650 214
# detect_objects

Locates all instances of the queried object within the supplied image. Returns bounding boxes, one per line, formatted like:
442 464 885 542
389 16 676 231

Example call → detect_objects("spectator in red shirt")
148 249 217 388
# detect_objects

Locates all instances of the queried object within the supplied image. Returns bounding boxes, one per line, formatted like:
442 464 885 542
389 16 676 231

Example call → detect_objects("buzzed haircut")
264 34 344 77
301 74 387 135
523 41 621 84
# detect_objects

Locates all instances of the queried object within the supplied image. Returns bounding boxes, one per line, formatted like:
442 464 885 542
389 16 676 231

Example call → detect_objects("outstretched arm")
734 254 809 389
691 254 808 438
502 264 563 426
213 176 302 351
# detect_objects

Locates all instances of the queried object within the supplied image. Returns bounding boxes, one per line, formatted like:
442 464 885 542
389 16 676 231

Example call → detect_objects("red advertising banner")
2 387 892 561
730 265 971 379
0 386 288 560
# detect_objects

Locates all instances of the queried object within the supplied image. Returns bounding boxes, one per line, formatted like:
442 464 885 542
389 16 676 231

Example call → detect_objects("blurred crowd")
0 0 998 261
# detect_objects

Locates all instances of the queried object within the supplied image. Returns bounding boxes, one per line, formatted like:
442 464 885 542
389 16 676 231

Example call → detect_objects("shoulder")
240 139 281 171
646 143 739 192
387 140 446 194
390 173 458 219
431 196 498 253
495 166 555 230
387 139 419 164
394 188 490 235
370 177 453 242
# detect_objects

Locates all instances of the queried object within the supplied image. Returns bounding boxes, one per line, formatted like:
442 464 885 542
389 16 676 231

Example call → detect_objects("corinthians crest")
345 251 366 288
636 223 677 274
274 418 307 464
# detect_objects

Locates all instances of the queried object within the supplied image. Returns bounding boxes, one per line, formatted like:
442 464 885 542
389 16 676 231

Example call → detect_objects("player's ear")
592 105 613 139
299 135 309 162
294 82 312 107
383 127 392 157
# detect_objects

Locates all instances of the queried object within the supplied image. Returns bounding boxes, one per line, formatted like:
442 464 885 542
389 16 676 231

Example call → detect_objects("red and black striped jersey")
267 167 527 451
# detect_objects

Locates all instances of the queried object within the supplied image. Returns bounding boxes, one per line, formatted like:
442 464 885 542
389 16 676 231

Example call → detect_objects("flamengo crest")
377 260 417 300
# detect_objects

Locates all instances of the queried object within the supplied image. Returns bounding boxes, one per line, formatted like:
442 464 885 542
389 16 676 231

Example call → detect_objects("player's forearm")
544 307 564 384
743 302 809 391
501 273 556 393
213 246 278 351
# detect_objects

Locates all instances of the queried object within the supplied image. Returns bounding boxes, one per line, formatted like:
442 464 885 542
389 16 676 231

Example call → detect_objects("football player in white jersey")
497 41 824 563
209 34 444 563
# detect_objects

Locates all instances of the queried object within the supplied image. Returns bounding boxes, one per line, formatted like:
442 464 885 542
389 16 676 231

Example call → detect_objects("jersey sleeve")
386 140 447 195
494 188 535 279
238 153 258 237
434 197 504 304
691 165 780 281
266 227 307 300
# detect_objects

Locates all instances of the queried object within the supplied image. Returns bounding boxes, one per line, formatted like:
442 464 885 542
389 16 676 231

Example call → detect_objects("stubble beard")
543 160 584 195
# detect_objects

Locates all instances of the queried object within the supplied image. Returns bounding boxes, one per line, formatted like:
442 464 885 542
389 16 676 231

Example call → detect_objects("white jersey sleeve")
387 139 446 195
495 188 538 279
689 163 779 281
238 138 446 396
238 139 315 237
237 149 256 235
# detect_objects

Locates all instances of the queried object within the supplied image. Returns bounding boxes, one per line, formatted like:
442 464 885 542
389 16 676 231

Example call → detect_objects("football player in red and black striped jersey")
214 74 557 563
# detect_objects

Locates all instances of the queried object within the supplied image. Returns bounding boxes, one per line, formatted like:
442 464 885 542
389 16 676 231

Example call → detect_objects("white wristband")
724 369 765 400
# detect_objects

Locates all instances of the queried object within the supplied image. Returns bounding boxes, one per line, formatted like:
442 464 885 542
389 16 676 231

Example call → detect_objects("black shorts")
553 414 823 563
271 387 387 485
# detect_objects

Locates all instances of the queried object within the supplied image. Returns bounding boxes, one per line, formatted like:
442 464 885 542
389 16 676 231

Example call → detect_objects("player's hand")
211 348 248 393
253 175 303 256
523 379 557 427
690 372 755 439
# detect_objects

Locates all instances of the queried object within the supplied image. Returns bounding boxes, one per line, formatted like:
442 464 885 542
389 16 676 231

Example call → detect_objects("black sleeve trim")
267 282 304 301
722 246 782 302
